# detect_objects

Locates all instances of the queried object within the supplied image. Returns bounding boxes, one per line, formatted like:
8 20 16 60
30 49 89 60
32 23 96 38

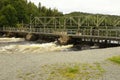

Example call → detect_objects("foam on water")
0 38 73 54
0 37 25 42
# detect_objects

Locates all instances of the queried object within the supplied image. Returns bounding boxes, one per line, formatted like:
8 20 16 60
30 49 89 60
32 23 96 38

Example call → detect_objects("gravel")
0 47 120 80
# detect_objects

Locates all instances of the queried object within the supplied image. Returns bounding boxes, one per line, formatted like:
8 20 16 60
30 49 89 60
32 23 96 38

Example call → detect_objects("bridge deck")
1 27 120 41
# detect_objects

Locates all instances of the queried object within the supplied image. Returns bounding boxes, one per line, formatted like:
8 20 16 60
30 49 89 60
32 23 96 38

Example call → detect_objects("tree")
46 8 53 16
27 1 39 23
11 0 28 23
40 6 47 16
0 15 8 27
0 0 63 27
0 0 9 10
38 2 41 13
27 2 39 16
1 4 17 26
52 8 63 16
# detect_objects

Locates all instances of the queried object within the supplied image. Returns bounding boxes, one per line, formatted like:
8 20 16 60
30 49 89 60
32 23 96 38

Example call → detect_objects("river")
0 37 73 54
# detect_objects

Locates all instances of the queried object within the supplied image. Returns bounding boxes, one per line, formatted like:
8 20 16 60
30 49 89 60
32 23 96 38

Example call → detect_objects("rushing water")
0 37 73 54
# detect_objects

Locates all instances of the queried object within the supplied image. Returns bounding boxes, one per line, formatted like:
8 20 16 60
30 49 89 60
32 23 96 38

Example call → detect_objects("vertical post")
64 17 66 34
70 17 72 26
22 20 23 28
83 29 85 35
78 17 80 32
76 17 81 36
30 14 32 32
116 30 118 38
58 18 61 34
54 17 56 30
34 17 37 32
109 30 111 37
90 27 92 36
43 25 45 33
98 29 99 37
58 18 61 32
96 15 99 27
105 26 108 37
44 17 46 33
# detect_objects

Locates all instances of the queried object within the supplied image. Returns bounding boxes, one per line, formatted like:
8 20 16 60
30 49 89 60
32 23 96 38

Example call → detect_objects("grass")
108 56 120 64
16 63 105 80
58 64 80 79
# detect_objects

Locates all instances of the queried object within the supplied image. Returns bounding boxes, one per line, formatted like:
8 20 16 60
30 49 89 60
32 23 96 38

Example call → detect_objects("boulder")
58 35 71 45
25 33 37 41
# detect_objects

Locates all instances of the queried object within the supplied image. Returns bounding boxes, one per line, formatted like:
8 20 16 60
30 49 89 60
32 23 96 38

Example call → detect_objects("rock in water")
58 35 71 45
25 33 37 41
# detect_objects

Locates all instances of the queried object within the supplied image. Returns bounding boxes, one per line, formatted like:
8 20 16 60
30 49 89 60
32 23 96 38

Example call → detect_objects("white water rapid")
0 38 73 54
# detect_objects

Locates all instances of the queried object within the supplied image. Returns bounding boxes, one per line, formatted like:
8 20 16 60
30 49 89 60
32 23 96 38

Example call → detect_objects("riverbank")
0 47 120 80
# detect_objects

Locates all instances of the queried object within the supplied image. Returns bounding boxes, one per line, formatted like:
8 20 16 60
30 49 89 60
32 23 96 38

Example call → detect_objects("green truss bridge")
1 16 120 45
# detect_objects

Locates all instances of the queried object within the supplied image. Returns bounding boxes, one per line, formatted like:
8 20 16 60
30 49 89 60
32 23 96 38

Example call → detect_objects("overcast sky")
30 0 120 15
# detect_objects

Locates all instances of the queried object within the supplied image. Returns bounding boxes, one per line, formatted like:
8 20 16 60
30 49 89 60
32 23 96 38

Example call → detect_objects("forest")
0 0 63 27
0 0 120 28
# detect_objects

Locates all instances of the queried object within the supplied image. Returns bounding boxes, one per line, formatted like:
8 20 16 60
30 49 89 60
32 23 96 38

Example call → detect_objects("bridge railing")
76 29 120 38
1 27 120 39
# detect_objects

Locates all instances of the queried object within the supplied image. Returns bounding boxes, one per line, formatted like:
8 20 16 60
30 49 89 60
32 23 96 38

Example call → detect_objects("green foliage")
0 15 8 26
108 56 120 64
12 0 28 23
0 0 63 27
1 4 17 26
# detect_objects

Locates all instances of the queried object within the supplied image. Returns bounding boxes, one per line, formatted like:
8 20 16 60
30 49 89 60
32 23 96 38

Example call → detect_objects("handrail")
1 27 120 39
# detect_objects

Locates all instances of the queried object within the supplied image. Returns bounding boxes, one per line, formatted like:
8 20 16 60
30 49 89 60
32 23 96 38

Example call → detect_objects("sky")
30 0 120 15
